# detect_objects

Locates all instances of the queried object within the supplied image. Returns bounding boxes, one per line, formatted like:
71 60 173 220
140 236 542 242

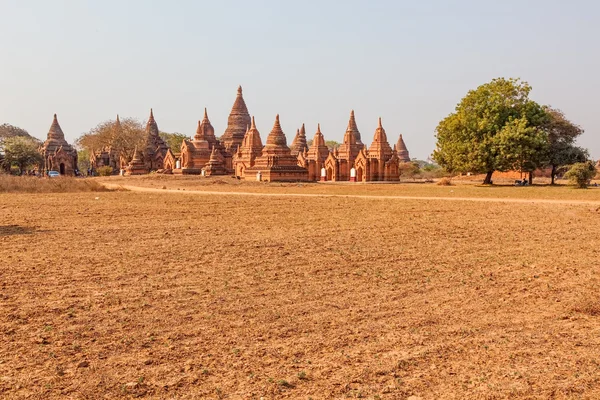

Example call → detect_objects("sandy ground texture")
2 185 600 399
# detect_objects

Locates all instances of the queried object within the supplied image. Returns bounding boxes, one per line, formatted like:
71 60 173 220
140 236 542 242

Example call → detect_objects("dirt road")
103 183 600 206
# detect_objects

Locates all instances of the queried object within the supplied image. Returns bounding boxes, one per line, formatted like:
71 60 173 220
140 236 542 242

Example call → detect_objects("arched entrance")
356 167 363 182
59 163 65 175
326 167 333 181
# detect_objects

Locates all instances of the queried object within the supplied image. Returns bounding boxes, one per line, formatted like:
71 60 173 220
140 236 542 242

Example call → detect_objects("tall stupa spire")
221 85 251 151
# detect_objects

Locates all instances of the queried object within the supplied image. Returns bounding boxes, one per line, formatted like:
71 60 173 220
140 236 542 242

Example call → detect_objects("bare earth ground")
2 180 600 399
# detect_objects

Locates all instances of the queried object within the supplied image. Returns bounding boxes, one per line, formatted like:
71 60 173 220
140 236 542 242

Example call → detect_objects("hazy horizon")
1 0 598 160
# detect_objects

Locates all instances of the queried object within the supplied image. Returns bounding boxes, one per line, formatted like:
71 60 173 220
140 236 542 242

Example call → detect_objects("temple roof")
344 110 363 144
290 123 309 156
47 114 66 141
368 117 393 159
242 116 263 150
42 114 75 155
195 108 216 142
146 108 160 137
396 133 410 162
307 123 329 162
221 86 251 149
265 114 288 148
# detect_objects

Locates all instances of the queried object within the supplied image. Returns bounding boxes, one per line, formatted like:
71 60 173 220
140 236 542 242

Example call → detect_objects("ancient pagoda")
180 108 221 174
290 123 309 156
142 109 170 171
221 86 251 171
396 134 410 162
324 110 364 181
40 114 78 176
245 115 308 182
233 116 263 178
125 146 148 175
204 145 228 176
306 124 330 181
354 118 399 181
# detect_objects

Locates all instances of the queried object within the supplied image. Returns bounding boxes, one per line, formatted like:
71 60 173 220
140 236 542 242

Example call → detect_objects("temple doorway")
326 167 333 181
356 167 363 182
59 163 65 175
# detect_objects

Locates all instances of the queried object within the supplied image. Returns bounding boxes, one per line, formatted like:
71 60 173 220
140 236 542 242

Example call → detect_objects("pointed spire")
221 86 251 150
237 85 242 95
150 108 154 120
378 117 382 128
265 114 288 148
47 113 66 141
195 108 216 142
146 108 159 137
203 107 208 120
317 123 321 133
344 109 362 145
251 115 256 129
396 133 410 162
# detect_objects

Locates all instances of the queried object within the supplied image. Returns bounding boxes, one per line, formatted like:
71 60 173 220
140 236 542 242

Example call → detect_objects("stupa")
40 114 78 176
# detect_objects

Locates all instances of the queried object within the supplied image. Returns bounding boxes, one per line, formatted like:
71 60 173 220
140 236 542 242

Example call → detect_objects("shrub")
437 177 453 186
96 166 114 176
564 162 596 188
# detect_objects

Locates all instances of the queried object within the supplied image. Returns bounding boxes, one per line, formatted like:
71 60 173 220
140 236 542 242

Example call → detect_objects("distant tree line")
0 124 43 174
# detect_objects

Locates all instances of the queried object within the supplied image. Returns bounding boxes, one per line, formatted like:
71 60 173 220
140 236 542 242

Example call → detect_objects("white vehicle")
48 171 60 178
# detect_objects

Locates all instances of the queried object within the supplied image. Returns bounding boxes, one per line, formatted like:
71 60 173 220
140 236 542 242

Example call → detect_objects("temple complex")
180 108 221 174
40 114 78 176
290 124 309 156
305 124 330 181
221 86 251 171
324 110 365 181
244 115 308 182
233 116 263 178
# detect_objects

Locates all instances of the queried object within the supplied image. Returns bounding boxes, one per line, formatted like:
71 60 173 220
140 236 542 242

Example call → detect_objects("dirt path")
102 183 600 206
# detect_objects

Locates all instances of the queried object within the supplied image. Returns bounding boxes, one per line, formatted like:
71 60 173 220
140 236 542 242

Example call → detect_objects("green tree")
564 162 596 188
0 123 32 139
325 140 340 151
433 78 547 184
77 149 91 173
159 132 189 152
540 106 588 184
1 136 43 174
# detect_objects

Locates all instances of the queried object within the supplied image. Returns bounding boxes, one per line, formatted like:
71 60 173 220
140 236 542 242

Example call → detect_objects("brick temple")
40 114 78 176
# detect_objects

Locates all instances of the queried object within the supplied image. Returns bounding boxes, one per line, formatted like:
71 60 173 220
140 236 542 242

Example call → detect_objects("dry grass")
0 175 108 193
96 175 600 201
2 187 600 399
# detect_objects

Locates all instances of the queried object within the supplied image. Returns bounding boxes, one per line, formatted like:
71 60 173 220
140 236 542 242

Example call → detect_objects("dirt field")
2 182 600 399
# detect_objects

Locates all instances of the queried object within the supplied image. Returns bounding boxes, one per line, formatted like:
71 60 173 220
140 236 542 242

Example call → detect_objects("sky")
1 0 599 160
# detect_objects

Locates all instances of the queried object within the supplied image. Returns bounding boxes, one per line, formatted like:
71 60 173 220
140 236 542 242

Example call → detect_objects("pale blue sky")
1 0 598 159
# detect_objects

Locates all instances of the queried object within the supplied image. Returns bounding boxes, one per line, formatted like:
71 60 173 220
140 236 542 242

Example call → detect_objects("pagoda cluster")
40 86 411 181
159 86 411 182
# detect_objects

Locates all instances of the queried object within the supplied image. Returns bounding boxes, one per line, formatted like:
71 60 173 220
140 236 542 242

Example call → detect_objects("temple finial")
53 113 58 120
350 110 355 117
378 117 382 128
204 107 208 119
237 85 242 95
150 108 154 119
317 123 321 133
251 115 256 129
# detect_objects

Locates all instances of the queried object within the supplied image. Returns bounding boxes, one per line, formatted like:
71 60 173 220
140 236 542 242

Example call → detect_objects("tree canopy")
159 132 189 152
1 136 43 174
433 78 548 184
76 118 145 161
540 106 587 184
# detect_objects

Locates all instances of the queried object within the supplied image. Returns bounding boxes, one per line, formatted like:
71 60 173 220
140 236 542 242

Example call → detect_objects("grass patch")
0 175 110 193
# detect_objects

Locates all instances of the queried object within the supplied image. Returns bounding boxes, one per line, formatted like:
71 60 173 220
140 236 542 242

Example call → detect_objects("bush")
564 162 596 188
96 166 114 176
437 177 453 186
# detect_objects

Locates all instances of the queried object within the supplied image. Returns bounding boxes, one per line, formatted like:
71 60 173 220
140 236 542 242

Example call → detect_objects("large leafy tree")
76 117 145 162
1 136 43 174
540 106 588 184
433 78 547 184
159 132 189 152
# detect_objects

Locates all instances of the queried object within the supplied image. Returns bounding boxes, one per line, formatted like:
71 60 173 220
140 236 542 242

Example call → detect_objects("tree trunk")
528 171 533 185
550 165 556 185
483 171 494 185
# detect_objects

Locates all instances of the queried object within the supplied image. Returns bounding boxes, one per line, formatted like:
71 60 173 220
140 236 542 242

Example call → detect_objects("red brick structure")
245 115 308 182
143 109 170 171
41 114 78 176
90 115 126 174
180 108 221 174
125 146 148 175
204 146 228 176
221 86 251 172
396 134 410 163
290 123 309 156
233 116 263 178
305 124 330 181
324 110 365 181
